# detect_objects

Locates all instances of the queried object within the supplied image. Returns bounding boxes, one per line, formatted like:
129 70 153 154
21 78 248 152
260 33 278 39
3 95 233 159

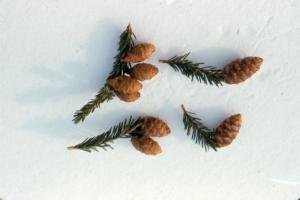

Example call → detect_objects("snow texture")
0 0 300 199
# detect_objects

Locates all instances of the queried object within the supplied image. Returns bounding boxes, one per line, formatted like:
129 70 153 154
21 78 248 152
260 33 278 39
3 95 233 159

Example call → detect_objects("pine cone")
223 57 263 84
121 43 156 63
106 76 142 94
131 136 162 155
214 114 242 147
116 92 140 102
141 116 171 137
130 63 159 81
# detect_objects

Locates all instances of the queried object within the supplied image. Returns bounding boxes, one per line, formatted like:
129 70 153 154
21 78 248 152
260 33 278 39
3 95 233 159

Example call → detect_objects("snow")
0 0 300 199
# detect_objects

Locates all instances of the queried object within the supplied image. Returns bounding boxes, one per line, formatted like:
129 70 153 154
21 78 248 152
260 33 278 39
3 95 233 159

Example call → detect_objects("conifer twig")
72 24 135 123
108 23 136 79
68 116 142 152
72 85 115 124
181 104 217 151
159 53 224 87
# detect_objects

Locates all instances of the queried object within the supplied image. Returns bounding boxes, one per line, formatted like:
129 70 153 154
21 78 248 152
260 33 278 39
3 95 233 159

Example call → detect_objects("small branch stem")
159 59 167 63
122 122 142 136
67 146 78 150
181 104 187 113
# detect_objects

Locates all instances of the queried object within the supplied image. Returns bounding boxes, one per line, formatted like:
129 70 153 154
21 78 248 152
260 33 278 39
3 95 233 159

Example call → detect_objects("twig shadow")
17 19 131 140
155 46 187 62
192 47 242 69
17 19 120 104
17 25 243 144
192 106 229 129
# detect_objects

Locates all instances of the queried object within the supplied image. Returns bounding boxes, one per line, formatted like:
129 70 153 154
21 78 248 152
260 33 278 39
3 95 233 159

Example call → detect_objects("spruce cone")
141 116 171 137
116 92 140 102
131 136 162 155
214 114 242 147
223 57 263 84
121 43 156 63
106 76 142 94
130 63 159 81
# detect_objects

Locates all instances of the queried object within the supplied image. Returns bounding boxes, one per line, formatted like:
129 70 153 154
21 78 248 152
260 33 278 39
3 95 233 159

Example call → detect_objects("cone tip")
252 56 263 64
250 56 263 63
232 113 242 120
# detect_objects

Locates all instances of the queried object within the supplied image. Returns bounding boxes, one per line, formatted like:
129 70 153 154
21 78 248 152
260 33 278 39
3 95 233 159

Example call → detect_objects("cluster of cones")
107 43 159 102
70 24 265 156
107 52 261 155
107 51 264 102
132 114 242 155
103 42 263 154
131 117 170 155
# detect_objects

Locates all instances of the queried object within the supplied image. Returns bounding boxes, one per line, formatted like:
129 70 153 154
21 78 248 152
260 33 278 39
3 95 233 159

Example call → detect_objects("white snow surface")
0 0 300 199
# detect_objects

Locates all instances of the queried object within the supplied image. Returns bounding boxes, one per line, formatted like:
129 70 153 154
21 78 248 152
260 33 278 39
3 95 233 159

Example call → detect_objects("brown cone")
223 57 263 84
106 76 142 94
131 136 162 155
130 63 159 81
121 43 156 63
141 116 171 137
214 114 242 147
116 92 140 102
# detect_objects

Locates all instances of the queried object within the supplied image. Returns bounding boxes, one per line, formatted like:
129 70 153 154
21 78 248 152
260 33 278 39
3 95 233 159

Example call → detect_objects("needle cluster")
108 24 136 78
73 85 115 123
181 104 217 151
68 116 142 152
73 24 135 123
160 53 224 86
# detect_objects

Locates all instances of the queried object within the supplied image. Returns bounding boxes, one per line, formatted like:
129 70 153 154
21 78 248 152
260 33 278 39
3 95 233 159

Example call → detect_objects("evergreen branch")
159 53 224 87
68 116 143 152
108 23 136 79
72 24 136 124
73 85 115 124
181 104 217 151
